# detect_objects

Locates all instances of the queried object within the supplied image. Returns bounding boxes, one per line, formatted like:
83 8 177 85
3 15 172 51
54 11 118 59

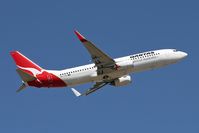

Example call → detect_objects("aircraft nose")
180 51 188 58
178 51 188 59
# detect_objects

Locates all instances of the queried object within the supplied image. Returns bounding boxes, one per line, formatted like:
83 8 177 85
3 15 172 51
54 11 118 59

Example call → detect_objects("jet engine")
111 75 132 86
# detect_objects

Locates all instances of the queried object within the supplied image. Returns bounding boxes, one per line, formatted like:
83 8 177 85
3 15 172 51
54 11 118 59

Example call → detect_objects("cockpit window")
173 49 177 52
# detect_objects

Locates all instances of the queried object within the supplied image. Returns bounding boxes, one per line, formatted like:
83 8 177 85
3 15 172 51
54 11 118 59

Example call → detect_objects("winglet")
71 88 81 97
74 30 87 42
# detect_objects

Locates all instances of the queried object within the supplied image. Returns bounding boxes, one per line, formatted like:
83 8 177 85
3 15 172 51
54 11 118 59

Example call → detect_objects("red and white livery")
10 30 188 96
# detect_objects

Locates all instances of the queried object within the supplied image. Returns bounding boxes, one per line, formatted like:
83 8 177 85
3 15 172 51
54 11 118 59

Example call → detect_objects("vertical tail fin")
10 51 43 76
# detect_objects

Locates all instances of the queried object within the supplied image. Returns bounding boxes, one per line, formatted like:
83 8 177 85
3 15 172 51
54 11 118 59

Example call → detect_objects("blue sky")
0 0 199 132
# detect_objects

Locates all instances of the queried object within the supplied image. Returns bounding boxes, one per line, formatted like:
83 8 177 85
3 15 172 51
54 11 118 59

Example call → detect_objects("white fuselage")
47 49 187 87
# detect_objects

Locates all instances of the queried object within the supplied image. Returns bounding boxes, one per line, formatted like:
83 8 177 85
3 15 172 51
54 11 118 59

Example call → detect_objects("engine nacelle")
111 75 132 86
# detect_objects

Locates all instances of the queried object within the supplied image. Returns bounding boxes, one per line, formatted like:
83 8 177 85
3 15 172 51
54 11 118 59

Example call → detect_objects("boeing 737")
10 31 188 96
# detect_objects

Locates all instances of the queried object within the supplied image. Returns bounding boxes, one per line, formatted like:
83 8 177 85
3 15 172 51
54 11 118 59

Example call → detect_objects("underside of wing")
74 30 116 71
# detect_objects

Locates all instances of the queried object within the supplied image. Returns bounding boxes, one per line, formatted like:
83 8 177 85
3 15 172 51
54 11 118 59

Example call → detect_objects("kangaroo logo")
17 65 44 77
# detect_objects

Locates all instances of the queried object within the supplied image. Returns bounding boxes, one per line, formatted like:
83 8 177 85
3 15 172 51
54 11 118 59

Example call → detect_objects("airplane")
10 30 188 97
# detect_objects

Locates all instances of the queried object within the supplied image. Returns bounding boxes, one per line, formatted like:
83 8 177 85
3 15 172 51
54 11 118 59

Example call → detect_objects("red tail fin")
10 51 42 75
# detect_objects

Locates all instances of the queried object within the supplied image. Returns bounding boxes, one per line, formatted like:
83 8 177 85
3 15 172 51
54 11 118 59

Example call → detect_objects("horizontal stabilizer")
16 82 27 93
71 88 81 97
16 69 36 82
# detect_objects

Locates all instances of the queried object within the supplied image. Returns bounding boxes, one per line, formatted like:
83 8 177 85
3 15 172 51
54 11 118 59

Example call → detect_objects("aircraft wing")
74 30 116 72
71 81 109 97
